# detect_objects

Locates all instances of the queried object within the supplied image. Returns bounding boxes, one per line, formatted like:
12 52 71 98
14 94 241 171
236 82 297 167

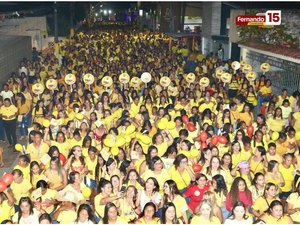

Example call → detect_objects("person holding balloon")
0 182 14 223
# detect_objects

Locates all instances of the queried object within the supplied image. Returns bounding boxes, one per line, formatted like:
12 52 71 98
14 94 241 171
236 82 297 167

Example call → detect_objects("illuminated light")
108 10 112 14
139 9 143 17
104 10 107 15
95 13 98 16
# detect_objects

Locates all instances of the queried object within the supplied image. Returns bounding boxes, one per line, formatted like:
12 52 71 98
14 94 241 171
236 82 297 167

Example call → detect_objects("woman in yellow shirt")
267 107 285 132
16 93 31 139
160 202 183 224
249 146 268 174
260 200 293 224
239 104 253 126
31 99 46 125
252 182 279 218
168 154 195 192
136 202 159 224
0 188 14 223
286 182 300 223
44 157 67 191
265 160 285 191
190 199 221 224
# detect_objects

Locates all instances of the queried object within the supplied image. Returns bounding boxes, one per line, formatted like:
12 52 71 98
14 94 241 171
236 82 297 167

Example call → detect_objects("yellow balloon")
103 138 115 148
136 132 142 140
190 149 200 158
111 146 119 156
115 137 126 147
140 135 151 145
124 134 131 143
42 120 50 128
15 144 23 152
157 121 167 130
160 118 168 125
75 113 84 120
271 132 279 141
167 121 176 130
126 125 135 134
82 187 91 198
296 131 300 141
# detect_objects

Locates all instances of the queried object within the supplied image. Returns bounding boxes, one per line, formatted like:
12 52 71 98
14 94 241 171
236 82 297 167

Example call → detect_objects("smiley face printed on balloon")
83 73 95 85
141 72 152 84
261 63 270 73
240 60 247 70
46 78 58 91
231 61 241 71
130 77 141 88
119 73 130 84
101 76 113 87
160 76 171 87
246 71 257 82
64 73 76 85
32 83 45 95
215 68 223 80
199 77 210 88
186 73 196 83
221 73 232 83
242 64 253 74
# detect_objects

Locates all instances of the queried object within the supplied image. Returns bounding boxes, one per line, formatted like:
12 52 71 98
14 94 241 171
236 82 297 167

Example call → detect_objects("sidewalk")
0 142 20 175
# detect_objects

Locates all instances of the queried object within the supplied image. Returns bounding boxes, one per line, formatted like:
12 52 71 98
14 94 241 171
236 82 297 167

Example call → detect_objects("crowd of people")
0 27 299 224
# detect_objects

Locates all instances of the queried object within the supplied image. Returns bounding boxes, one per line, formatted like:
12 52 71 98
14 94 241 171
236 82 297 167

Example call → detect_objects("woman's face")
50 161 57 170
272 163 279 172
204 150 212 160
232 143 240 152
200 203 211 218
31 164 40 175
117 150 125 161
197 176 207 188
256 175 265 187
211 157 219 170
108 161 116 170
78 209 89 222
271 205 283 218
102 183 112 195
111 176 120 188
236 132 243 140
163 183 170 195
238 181 246 191
165 206 176 222
74 173 81 184
129 171 137 181
181 142 188 150
150 149 158 159
134 144 142 154
267 185 277 198
255 132 263 141
107 206 118 220
57 133 64 142
154 159 163 171
74 148 82 157
144 205 155 219
145 179 156 191
223 155 231 166
233 205 245 220
20 201 30 214
211 147 218 156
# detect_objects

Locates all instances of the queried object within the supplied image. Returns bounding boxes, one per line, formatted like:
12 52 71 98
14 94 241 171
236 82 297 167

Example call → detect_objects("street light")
139 9 143 17
108 10 112 14
104 10 107 15
95 13 98 16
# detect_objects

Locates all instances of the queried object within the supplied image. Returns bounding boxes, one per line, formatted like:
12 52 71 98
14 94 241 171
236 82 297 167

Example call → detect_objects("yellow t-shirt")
0 105 18 120
50 141 70 158
263 214 291 224
191 215 220 224
172 195 189 218
141 169 170 193
26 142 49 163
10 179 33 203
85 157 97 180
266 153 282 164
293 112 300 131
31 188 58 214
267 117 285 132
279 164 295 192
94 193 116 218
57 209 77 224
0 200 14 223
154 142 168 157
168 165 192 190
13 165 30 180
252 197 279 214
287 192 300 222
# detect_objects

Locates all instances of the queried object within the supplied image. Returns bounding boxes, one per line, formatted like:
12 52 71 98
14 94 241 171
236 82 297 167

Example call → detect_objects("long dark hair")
163 180 181 203
230 201 249 220
229 177 251 207
102 202 118 224
18 197 34 223
160 202 180 224
76 204 96 223
212 174 228 196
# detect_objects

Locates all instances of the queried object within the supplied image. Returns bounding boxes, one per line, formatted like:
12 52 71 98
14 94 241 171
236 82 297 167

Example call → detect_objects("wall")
0 17 48 50
0 35 32 84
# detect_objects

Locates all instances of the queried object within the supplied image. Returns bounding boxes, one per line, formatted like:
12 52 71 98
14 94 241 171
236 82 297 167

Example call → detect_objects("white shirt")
0 90 13 101
139 190 162 211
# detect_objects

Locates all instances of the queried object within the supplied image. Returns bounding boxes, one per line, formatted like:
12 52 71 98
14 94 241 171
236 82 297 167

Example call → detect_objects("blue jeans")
19 114 30 136
0 119 5 140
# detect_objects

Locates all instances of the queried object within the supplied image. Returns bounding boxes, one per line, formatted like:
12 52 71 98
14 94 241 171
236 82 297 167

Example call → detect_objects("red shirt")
225 190 253 211
184 185 209 212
